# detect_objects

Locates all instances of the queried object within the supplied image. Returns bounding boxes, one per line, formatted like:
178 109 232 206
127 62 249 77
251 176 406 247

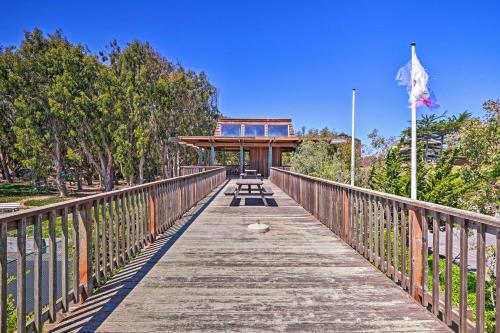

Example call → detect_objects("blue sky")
2 0 499 143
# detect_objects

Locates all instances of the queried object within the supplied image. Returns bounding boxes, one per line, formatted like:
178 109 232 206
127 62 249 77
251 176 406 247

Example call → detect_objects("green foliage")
0 29 219 194
451 102 499 214
367 104 498 215
0 182 50 197
368 143 409 196
428 256 497 332
419 149 470 207
291 140 349 182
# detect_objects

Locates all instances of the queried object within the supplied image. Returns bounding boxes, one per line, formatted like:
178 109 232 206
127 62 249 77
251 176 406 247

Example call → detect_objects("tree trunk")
81 140 115 192
138 154 145 184
176 147 180 177
163 145 170 178
103 171 114 192
197 148 203 165
51 138 68 196
76 176 83 191
85 173 93 186
0 148 12 183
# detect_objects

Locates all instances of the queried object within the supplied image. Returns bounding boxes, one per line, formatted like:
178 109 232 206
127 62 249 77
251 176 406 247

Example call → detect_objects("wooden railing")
0 167 226 333
180 165 222 176
270 167 499 333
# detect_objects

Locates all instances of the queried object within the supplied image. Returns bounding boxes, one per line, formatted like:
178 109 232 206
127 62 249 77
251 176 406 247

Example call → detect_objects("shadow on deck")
50 179 450 332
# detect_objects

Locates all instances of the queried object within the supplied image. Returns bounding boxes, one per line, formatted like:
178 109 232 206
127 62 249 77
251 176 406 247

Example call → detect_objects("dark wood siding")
249 147 269 177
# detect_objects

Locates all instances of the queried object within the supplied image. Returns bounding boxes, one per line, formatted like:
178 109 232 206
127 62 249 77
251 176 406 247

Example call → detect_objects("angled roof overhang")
176 135 301 151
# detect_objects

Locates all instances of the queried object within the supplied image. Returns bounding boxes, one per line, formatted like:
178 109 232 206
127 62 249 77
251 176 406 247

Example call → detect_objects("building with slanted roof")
177 118 301 177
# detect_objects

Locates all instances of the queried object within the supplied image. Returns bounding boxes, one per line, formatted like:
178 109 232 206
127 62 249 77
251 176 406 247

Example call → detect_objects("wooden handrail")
271 167 499 228
180 166 221 176
270 167 499 333
0 167 226 333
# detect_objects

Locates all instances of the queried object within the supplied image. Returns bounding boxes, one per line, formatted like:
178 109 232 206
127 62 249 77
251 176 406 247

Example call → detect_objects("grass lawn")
23 197 67 207
0 182 54 197
0 182 56 204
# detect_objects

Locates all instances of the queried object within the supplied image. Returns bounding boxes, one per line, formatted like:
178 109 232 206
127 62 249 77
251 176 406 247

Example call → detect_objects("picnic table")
225 179 274 206
239 169 261 179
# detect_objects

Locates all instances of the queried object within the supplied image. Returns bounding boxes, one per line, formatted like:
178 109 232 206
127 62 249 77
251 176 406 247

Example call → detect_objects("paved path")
50 179 450 332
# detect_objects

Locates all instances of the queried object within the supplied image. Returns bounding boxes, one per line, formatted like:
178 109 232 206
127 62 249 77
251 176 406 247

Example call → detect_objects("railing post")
409 206 423 303
210 145 215 166
149 185 157 242
79 203 93 301
342 189 350 241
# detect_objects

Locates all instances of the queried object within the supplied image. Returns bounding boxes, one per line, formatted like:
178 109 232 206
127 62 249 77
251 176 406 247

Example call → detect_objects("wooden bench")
261 186 274 196
0 202 21 212
224 186 237 196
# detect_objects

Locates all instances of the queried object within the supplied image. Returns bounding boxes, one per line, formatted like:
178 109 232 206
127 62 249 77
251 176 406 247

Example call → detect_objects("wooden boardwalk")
50 179 450 332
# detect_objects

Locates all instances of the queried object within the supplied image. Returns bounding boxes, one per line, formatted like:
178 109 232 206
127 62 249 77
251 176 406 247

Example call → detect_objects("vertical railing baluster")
115 195 120 266
409 206 414 299
108 197 114 272
392 201 399 283
80 204 93 300
386 201 391 275
120 193 125 262
476 223 485 333
432 211 440 316
459 218 468 332
124 192 131 259
368 196 374 263
72 206 80 303
93 201 100 285
422 209 429 307
374 199 380 268
444 214 453 326
61 207 69 312
49 210 57 321
141 188 146 244
17 218 26 333
363 194 368 259
379 200 385 272
401 203 407 290
101 198 107 278
34 214 42 332
0 221 6 332
134 189 142 252
149 185 157 242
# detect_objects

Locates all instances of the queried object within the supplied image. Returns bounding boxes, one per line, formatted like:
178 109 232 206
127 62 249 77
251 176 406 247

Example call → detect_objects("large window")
268 125 288 136
220 124 241 136
244 124 265 136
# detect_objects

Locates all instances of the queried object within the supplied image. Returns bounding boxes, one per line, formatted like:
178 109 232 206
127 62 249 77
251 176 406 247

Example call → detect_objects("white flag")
396 55 438 108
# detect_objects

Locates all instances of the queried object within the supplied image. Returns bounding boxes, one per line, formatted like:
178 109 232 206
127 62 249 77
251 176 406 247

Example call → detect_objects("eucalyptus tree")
68 53 121 192
11 29 75 195
0 47 17 182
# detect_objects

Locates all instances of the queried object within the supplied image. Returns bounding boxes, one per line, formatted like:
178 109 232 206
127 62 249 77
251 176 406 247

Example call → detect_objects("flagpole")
410 42 417 200
350 88 356 186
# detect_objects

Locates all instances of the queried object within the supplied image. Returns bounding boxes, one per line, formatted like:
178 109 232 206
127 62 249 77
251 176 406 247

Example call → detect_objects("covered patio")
177 118 301 177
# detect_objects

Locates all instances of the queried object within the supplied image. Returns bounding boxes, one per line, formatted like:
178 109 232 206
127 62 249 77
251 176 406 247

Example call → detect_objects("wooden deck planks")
51 179 450 332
